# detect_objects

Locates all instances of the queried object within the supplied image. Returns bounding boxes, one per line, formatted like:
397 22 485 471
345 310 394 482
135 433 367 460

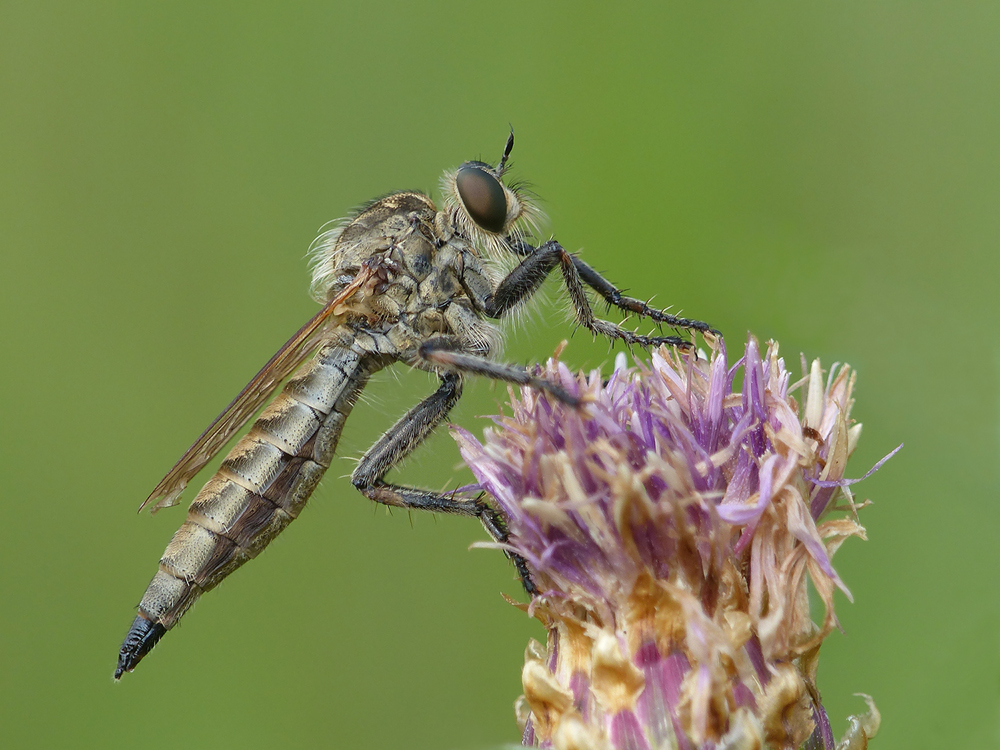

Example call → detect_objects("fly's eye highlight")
456 165 507 234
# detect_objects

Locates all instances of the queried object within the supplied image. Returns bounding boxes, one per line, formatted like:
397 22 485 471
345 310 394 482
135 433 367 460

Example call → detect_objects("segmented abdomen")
116 343 378 677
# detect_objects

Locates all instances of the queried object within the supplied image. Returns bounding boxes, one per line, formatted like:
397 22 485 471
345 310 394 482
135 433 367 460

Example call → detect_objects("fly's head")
441 131 544 260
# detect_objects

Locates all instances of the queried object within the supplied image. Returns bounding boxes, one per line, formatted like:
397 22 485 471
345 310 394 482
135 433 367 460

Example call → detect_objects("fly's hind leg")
351 371 537 591
350 338 579 515
478 504 539 596
351 339 579 594
351 372 475 516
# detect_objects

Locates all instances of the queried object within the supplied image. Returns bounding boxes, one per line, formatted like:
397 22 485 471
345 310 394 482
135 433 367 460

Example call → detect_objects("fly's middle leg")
418 337 581 406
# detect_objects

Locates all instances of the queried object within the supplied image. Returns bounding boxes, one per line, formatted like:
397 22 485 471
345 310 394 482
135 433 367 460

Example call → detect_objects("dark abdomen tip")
115 615 166 680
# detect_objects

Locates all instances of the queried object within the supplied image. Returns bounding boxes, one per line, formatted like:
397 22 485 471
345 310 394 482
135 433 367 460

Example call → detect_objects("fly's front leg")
476 240 705 348
569 256 720 336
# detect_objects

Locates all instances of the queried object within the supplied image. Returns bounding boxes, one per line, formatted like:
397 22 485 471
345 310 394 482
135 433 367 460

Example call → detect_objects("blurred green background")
1 2 997 748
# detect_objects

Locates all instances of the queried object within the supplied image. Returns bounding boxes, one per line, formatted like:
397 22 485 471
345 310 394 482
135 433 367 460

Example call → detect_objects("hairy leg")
351 363 544 593
477 239 714 346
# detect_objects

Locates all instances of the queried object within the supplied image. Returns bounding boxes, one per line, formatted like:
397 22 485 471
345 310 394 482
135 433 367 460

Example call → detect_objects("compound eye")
456 165 507 234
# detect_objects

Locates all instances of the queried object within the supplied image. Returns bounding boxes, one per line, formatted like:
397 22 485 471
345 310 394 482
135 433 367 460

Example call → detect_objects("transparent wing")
141 269 373 513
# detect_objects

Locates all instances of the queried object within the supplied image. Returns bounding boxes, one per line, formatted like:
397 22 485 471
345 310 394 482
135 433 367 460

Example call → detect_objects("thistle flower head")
453 337 891 749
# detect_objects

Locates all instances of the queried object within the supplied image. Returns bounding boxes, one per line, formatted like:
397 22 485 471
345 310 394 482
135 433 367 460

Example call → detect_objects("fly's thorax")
309 191 438 304
336 191 437 257
412 240 461 306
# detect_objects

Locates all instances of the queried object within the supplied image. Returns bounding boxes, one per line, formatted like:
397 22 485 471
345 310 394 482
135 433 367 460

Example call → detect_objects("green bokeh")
2 2 997 748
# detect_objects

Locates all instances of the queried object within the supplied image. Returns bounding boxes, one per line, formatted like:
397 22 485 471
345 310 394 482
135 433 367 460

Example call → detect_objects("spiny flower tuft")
453 336 894 750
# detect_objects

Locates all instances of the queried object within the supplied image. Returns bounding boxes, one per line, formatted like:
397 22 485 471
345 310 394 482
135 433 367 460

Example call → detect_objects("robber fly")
114 132 717 679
